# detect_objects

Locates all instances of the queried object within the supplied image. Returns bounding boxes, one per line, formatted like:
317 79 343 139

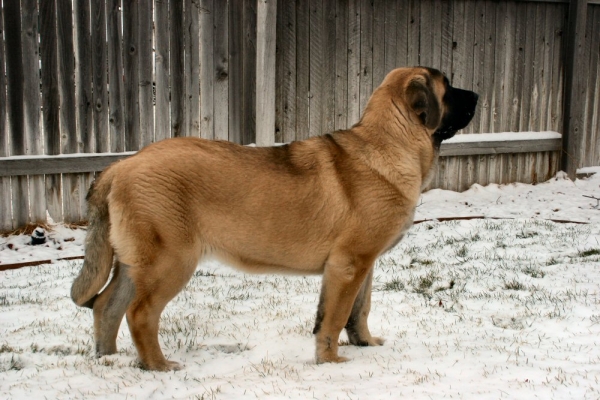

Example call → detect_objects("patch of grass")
383 278 404 292
504 279 526 291
523 265 545 279
579 248 600 258
455 244 468 258
546 257 559 266
0 344 17 353
516 230 538 239
195 269 216 277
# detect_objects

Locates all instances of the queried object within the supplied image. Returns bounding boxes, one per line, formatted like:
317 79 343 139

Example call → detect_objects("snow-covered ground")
1 168 599 399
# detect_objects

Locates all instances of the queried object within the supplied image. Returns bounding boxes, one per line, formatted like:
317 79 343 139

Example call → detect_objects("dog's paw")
316 355 350 364
141 359 183 372
349 335 385 347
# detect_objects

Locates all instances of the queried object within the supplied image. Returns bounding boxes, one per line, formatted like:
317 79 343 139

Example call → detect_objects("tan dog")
71 67 478 371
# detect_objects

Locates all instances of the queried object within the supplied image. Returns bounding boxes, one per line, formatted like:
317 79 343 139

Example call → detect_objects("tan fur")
71 67 477 371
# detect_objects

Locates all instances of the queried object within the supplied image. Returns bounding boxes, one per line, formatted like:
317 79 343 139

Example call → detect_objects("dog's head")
379 67 478 147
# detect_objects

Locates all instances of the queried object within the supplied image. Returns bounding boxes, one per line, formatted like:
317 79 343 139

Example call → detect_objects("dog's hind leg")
92 261 136 356
313 252 375 364
345 268 384 347
125 254 197 371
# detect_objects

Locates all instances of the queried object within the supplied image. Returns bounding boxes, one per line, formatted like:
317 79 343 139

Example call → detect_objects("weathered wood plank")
74 0 94 219
528 4 544 131
407 0 420 67
583 4 600 167
138 0 154 145
395 1 409 68
308 0 323 138
40 0 62 224
359 0 373 116
494 2 518 132
549 4 567 133
186 0 200 138
242 0 257 144
57 0 81 223
519 3 536 131
23 0 45 224
0 3 11 230
0 153 136 177
106 0 124 153
214 0 230 141
494 1 511 132
155 0 170 142
562 0 588 177
440 138 562 157
419 0 433 67
170 0 184 137
372 0 386 87
383 0 397 77
346 0 360 127
322 0 336 134
123 0 139 149
510 2 527 132
229 0 244 143
470 1 485 134
592 6 600 166
296 0 310 140
256 0 277 145
334 0 348 131
200 0 214 139
479 1 496 134
92 0 108 153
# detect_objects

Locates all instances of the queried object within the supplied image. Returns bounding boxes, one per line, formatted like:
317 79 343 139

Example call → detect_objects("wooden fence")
0 0 599 231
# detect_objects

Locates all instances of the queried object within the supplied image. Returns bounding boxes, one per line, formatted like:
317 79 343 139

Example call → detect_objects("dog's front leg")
313 253 375 363
345 268 385 347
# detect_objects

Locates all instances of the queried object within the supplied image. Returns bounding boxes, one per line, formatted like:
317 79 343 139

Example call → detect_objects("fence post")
255 0 277 146
562 0 588 179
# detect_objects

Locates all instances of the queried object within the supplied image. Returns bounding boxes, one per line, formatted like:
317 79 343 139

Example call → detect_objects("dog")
71 67 478 371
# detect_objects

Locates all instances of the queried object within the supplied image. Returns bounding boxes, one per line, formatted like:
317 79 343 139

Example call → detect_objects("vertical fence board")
123 1 140 149
407 0 419 67
584 5 600 166
242 0 257 144
520 3 536 132
549 5 566 133
92 0 109 153
229 0 244 143
510 2 526 132
23 0 45 224
74 0 94 219
372 0 386 87
200 0 214 139
334 0 347 131
322 0 336 134
155 0 170 142
359 0 372 116
346 0 360 127
470 1 485 135
308 0 323 138
107 0 124 153
295 0 310 139
395 1 409 68
4 1 29 228
383 0 396 78
139 0 154 146
479 1 495 135
40 0 62 223
0 4 11 230
170 0 184 137
186 0 200 138
214 0 230 141
58 0 81 222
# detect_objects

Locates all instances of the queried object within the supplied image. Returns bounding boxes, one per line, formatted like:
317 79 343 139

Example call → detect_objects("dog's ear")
406 77 441 130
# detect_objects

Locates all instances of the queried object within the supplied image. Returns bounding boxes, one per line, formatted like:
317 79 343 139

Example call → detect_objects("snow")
444 131 561 143
1 170 600 399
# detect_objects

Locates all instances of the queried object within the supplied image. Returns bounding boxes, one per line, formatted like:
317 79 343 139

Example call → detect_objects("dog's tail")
70 169 115 309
